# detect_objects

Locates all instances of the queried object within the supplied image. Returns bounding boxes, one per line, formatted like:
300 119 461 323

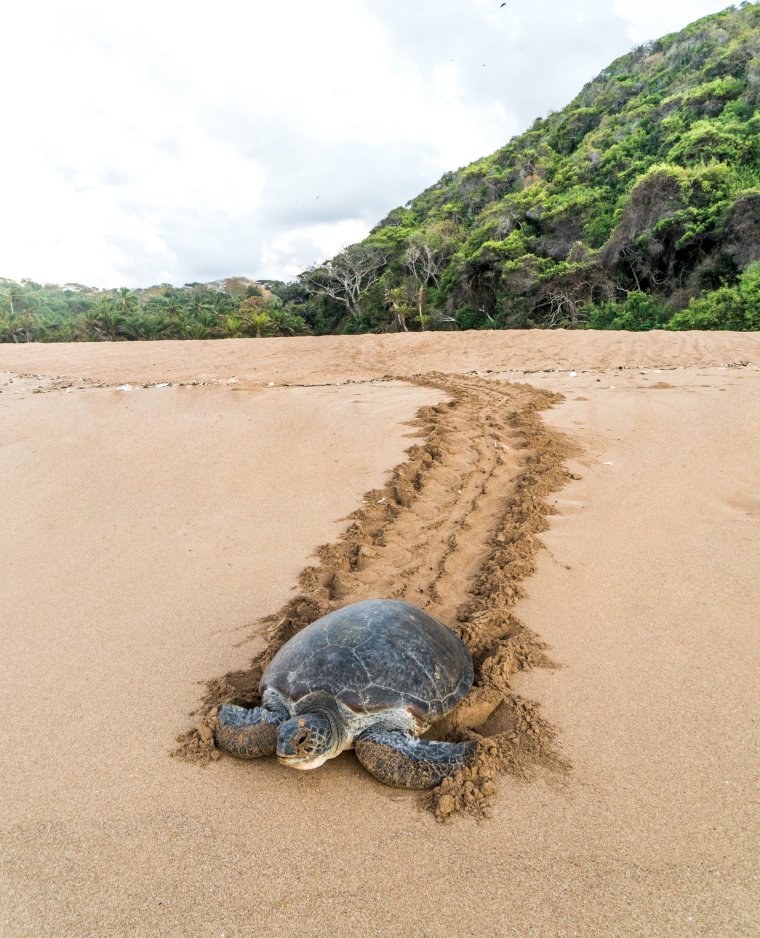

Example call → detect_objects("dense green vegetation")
0 278 311 342
2 3 758 342
296 2 760 333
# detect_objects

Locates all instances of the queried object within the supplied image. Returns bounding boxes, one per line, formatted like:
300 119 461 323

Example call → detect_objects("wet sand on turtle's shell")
1 330 759 936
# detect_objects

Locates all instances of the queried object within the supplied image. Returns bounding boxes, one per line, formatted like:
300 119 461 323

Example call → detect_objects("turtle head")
276 711 340 770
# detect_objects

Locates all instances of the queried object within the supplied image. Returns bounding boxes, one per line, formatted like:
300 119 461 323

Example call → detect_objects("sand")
1 331 758 936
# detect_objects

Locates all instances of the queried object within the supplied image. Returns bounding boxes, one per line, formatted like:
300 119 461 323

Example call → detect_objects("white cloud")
260 220 372 281
613 0 733 42
0 0 739 287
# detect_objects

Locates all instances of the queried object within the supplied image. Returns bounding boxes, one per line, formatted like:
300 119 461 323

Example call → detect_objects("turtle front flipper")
215 704 284 759
354 728 476 790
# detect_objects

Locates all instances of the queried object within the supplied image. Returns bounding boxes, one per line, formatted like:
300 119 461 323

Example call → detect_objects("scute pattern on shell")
261 599 473 722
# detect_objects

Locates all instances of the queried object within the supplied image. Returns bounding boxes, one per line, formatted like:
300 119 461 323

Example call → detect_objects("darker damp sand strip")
173 373 577 819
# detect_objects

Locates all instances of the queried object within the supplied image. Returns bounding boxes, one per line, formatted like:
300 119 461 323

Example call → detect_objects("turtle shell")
261 599 473 723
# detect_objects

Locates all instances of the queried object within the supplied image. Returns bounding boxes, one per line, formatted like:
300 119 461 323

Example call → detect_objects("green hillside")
2 3 759 342
299 2 760 333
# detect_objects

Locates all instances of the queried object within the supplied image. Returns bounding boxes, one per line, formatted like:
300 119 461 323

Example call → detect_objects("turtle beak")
275 714 333 770
277 731 328 770
277 753 329 771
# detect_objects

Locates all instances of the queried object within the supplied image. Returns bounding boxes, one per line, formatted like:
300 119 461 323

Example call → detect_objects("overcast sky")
0 0 735 287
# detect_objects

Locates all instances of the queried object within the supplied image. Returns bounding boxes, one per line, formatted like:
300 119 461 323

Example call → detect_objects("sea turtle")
214 599 476 789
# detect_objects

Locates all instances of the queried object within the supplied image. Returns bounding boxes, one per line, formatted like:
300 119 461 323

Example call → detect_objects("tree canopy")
295 2 760 333
0 279 311 343
3 3 759 341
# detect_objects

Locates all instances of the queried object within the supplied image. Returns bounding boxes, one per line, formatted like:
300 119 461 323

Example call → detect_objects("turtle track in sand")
175 372 575 819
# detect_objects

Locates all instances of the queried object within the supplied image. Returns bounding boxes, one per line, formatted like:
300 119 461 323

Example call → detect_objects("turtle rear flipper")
355 728 476 790
215 704 284 759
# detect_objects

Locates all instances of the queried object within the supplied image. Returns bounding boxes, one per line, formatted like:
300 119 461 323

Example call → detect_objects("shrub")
584 291 670 330
667 262 760 329
455 306 492 330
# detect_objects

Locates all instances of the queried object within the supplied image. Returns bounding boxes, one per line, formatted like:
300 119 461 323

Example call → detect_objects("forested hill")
2 3 759 342
299 2 760 333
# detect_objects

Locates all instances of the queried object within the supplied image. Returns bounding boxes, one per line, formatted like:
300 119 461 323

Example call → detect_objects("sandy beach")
1 331 758 937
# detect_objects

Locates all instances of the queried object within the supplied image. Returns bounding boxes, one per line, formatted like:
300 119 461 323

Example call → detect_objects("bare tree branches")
404 233 454 290
303 245 387 320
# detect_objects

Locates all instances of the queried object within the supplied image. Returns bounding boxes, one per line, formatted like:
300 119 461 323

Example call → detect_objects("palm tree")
414 287 429 330
182 320 212 340
212 292 236 320
123 311 165 340
0 284 34 340
162 293 182 321
385 287 411 332
114 287 139 318
225 315 245 337
77 308 103 341
188 290 215 321
89 298 126 340
0 310 27 342
247 311 271 338
0 282 25 318
99 307 127 340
